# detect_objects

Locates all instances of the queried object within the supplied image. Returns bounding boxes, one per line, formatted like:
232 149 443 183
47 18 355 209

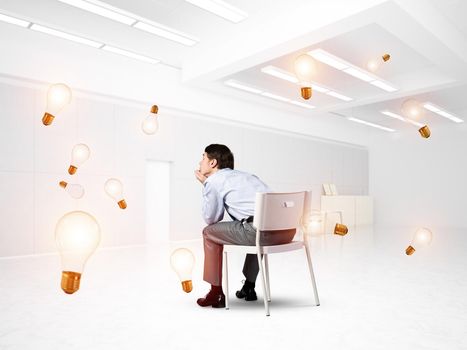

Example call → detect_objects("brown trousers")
202 220 296 286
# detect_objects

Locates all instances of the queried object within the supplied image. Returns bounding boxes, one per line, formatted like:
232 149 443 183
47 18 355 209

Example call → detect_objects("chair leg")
304 245 320 306
257 250 270 316
223 251 229 310
264 254 271 302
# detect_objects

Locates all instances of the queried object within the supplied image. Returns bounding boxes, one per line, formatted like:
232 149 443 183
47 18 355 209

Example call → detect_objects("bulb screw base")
181 280 193 293
419 125 430 138
68 165 77 175
406 245 416 255
59 181 68 188
382 53 391 62
118 199 127 209
42 112 55 126
334 223 349 236
61 271 81 294
150 105 159 114
300 87 312 100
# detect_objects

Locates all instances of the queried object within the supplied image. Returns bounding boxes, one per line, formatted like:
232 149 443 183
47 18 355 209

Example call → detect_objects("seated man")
194 144 296 308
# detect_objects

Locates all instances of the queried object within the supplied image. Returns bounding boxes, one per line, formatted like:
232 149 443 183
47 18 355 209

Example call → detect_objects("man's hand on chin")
194 170 207 184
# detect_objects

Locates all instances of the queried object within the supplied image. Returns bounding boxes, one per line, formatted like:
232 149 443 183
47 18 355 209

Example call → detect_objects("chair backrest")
253 191 308 231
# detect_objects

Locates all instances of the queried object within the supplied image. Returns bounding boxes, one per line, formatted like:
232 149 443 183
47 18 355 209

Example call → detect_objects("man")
194 144 296 308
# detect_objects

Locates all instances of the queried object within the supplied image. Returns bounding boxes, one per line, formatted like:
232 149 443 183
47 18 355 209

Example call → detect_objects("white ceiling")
1 0 467 134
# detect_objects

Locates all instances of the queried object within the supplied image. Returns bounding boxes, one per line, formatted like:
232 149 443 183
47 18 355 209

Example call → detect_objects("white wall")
369 123 467 230
0 79 369 257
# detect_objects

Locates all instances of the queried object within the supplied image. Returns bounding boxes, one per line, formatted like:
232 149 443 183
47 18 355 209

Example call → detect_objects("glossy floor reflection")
1 226 466 350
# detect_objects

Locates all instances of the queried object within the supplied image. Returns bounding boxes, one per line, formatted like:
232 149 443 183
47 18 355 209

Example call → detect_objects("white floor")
1 226 466 350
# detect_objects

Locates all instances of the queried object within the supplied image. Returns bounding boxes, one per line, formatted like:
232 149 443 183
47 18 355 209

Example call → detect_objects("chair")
223 191 320 316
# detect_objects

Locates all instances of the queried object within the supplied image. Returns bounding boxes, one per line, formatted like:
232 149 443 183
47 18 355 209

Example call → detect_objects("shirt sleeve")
202 180 224 224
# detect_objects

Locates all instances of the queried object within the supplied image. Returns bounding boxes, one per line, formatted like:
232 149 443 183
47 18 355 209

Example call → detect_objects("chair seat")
224 241 305 254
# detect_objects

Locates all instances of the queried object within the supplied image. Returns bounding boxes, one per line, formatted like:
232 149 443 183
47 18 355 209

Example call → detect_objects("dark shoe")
235 281 257 301
197 290 226 308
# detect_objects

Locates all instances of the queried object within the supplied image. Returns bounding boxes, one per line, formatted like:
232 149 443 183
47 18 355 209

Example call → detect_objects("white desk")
320 195 373 226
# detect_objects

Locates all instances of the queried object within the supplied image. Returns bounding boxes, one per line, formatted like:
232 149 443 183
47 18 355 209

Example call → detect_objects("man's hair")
205 144 234 169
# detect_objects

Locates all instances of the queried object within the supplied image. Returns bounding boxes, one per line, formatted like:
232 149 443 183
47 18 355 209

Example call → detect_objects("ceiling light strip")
307 48 398 92
57 0 136 25
0 12 31 27
57 0 199 46
185 0 248 23
348 117 395 132
31 24 103 48
261 65 351 101
381 110 424 127
11 15 160 64
225 80 316 110
423 102 464 123
102 45 160 64
224 79 262 94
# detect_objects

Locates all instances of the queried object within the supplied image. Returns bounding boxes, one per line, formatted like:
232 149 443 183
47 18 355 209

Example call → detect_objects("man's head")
198 144 234 176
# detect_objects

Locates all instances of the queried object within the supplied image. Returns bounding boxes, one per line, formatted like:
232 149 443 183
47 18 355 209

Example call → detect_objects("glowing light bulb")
294 54 317 100
59 181 84 199
104 178 127 209
42 83 72 126
401 99 424 120
170 248 195 293
142 105 159 135
68 143 90 175
406 227 433 255
55 211 101 294
366 53 390 72
301 211 324 236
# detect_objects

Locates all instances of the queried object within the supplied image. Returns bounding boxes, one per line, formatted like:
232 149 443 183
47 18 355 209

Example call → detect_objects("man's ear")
210 158 218 168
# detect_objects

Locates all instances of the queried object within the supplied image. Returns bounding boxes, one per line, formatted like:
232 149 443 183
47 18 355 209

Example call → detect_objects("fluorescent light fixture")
185 0 248 23
308 49 348 70
370 80 397 92
261 65 298 83
423 102 464 123
381 110 405 121
102 45 160 64
289 101 315 109
381 110 423 127
57 0 136 25
348 117 395 132
30 24 103 48
224 80 262 94
326 91 353 101
422 103 440 113
308 48 398 92
342 67 373 82
0 12 31 27
133 21 198 46
310 84 329 93
261 65 332 94
58 0 198 46
261 92 290 102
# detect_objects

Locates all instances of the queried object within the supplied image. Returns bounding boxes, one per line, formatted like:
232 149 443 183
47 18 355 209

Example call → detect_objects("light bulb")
142 105 159 135
406 227 433 255
55 211 101 294
401 99 424 120
334 223 348 236
59 181 85 199
366 53 390 72
301 210 324 236
42 83 72 126
68 143 90 175
104 178 127 209
170 248 195 293
294 54 317 100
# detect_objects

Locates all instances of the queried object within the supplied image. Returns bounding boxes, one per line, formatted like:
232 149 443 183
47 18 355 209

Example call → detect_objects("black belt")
241 216 254 223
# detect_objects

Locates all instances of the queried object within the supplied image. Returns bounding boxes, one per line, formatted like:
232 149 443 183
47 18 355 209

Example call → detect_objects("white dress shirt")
202 168 271 225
